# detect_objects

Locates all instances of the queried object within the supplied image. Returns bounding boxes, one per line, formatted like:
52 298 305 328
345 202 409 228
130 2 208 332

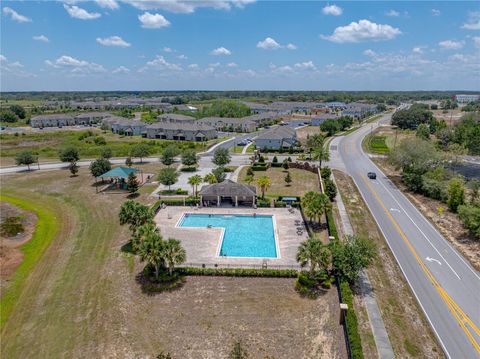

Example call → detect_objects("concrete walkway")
331 174 395 359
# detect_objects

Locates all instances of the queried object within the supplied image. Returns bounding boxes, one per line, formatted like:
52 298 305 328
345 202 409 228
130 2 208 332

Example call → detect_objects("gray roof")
147 122 215 131
31 114 74 121
102 116 141 126
157 113 196 121
199 180 256 197
75 112 113 119
255 126 296 141
198 117 255 125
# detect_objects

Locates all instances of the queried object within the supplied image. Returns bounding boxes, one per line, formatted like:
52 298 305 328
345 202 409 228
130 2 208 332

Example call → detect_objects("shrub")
324 178 337 202
326 208 338 239
176 188 188 195
0 216 24 237
177 267 298 278
246 167 254 176
295 270 333 298
458 205 480 238
320 167 332 179
93 136 107 145
340 280 364 359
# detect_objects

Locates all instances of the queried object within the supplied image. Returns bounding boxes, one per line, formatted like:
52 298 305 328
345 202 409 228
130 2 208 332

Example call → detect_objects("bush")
320 167 332 179
256 199 270 207
458 205 480 238
140 265 186 293
153 198 200 207
340 280 364 359
0 216 24 237
251 163 269 171
295 270 333 298
93 136 107 145
177 267 298 278
324 178 337 201
326 208 338 239
176 188 188 195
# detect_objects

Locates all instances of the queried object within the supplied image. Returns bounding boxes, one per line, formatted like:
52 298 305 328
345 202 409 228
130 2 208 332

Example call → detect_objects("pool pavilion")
199 180 256 207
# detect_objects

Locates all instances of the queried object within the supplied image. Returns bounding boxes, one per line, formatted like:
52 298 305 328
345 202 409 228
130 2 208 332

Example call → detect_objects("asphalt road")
331 114 480 359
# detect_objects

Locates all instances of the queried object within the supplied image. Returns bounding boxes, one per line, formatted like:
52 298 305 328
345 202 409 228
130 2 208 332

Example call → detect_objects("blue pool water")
179 214 277 258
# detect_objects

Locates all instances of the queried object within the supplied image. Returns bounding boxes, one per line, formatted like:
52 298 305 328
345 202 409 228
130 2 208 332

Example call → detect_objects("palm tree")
312 146 330 169
244 174 254 185
203 173 217 184
137 232 164 280
301 191 329 223
162 239 187 276
188 175 203 197
133 222 159 252
296 237 324 273
257 176 271 200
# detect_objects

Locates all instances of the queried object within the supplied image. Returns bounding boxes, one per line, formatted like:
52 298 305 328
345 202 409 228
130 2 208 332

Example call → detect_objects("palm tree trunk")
155 264 159 280
168 264 173 276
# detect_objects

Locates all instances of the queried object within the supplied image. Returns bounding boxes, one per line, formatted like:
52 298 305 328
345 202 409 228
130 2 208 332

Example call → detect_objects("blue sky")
1 1 479 91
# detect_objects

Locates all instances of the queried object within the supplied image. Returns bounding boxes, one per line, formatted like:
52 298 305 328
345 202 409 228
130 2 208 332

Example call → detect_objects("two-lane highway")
331 114 480 358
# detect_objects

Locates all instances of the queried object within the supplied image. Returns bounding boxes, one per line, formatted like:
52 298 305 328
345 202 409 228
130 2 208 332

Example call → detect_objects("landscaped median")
0 194 60 328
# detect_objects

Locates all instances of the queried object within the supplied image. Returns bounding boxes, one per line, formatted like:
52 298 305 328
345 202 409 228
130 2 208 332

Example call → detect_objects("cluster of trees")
391 103 439 130
119 200 186 280
0 105 26 123
390 137 480 238
319 116 354 136
462 101 480 112
297 235 376 284
197 100 252 118
437 113 480 155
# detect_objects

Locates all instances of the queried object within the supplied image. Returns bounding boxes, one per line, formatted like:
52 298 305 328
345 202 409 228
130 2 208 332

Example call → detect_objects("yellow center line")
360 174 480 353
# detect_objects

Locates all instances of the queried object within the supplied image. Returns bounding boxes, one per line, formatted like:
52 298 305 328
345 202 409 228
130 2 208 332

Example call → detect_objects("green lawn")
238 166 320 197
364 134 390 154
0 130 221 161
0 194 60 328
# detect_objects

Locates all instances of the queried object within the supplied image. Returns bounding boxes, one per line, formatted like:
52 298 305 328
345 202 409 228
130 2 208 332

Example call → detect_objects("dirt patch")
374 158 480 271
333 170 442 358
296 126 322 146
0 201 38 290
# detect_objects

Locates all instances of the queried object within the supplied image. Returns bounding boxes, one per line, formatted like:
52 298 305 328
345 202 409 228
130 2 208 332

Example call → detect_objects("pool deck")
154 207 308 268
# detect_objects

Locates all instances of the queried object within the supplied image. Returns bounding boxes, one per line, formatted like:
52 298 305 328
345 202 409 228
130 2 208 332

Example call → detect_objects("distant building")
342 103 378 119
145 122 217 141
454 94 480 103
198 117 257 132
156 113 196 124
255 126 297 150
31 112 112 128
311 113 338 126
103 116 147 136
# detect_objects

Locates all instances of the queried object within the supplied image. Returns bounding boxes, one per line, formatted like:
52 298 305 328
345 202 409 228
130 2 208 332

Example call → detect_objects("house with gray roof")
255 126 297 150
103 116 147 136
311 113 339 126
75 112 112 125
199 180 257 207
197 117 257 133
157 113 196 124
145 122 217 141
30 114 75 128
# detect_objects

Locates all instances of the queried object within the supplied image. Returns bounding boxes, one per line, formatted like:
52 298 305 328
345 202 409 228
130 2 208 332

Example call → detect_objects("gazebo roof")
99 167 139 179
199 180 256 197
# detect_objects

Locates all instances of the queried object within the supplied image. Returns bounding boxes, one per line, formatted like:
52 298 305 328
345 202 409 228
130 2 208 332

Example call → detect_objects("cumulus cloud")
438 40 465 50
112 66 130 74
412 46 427 54
3 7 31 23
45 55 106 74
188 63 199 69
177 54 188 60
227 62 238 67
0 55 35 78
33 35 49 43
96 0 119 10
126 0 256 14
462 11 480 30
386 10 400 17
0 55 7 62
294 61 316 70
96 36 131 47
363 49 377 57
163 47 173 52
210 47 231 55
321 19 401 43
256 37 297 50
322 4 342 16
138 12 170 28
431 9 441 16
64 5 101 20
140 55 181 71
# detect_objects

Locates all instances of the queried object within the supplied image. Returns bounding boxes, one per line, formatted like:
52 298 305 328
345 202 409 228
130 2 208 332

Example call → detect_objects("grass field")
0 167 345 358
333 170 442 358
364 134 390 155
0 195 59 328
238 166 320 198
0 129 222 162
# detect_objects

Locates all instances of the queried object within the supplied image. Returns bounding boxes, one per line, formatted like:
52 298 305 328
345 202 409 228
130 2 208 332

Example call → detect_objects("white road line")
375 177 461 280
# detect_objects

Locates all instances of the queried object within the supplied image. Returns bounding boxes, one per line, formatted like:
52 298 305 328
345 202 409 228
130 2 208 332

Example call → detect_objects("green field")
365 134 390 154
0 129 222 160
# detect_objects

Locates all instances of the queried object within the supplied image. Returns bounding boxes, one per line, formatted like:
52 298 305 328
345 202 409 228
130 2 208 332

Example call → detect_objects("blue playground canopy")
99 167 139 179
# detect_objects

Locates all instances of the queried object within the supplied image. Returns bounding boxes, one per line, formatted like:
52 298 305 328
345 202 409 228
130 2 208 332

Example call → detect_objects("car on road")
367 172 377 179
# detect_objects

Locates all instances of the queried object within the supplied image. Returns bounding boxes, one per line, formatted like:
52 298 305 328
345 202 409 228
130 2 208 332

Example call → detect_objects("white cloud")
322 4 342 16
431 9 441 16
96 36 131 47
386 10 400 17
45 55 106 73
188 63 199 69
227 62 238 67
209 62 221 67
294 61 316 70
0 55 7 62
0 55 35 78
256 37 296 50
96 0 119 10
138 12 170 29
321 19 401 43
438 40 465 50
163 47 173 52
210 47 231 56
472 36 480 48
462 11 480 30
33 35 49 43
9 61 24 68
64 5 101 20
257 37 281 50
3 7 32 23
363 49 377 57
177 54 188 60
140 55 181 71
126 0 256 14
412 46 427 54
112 66 130 74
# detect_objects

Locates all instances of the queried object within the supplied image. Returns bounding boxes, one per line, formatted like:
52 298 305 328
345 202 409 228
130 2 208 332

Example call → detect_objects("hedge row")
152 198 200 212
340 280 364 359
177 267 298 278
326 208 338 240
251 164 269 171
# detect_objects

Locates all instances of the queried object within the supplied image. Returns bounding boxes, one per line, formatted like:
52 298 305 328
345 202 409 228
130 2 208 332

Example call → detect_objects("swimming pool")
179 214 278 258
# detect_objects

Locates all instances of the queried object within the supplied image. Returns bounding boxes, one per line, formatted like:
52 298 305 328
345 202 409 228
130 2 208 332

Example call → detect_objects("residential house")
103 117 147 136
255 126 297 150
197 117 257 132
30 114 75 128
145 122 217 141
311 113 338 126
156 113 197 124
